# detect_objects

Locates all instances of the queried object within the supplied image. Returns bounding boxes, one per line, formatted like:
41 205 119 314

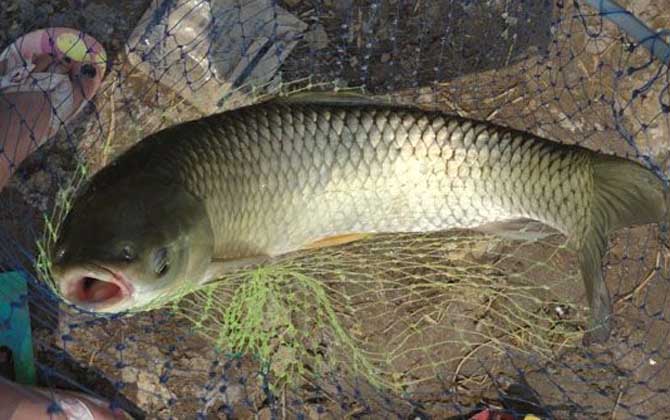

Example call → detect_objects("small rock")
136 370 175 408
301 404 324 419
501 12 518 26
304 23 329 50
121 366 139 384
256 407 272 420
223 384 244 403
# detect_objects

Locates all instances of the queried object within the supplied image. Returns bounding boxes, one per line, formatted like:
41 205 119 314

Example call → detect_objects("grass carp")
49 99 668 344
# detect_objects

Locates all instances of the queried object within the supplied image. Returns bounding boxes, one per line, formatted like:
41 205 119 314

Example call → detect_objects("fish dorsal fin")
300 233 368 251
273 89 395 107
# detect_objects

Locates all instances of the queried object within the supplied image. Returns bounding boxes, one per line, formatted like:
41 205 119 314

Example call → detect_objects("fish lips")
58 263 135 313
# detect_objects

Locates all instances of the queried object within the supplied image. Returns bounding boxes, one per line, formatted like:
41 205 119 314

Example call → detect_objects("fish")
49 96 668 345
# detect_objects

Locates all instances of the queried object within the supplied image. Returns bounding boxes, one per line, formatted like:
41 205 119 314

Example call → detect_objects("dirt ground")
1 0 670 419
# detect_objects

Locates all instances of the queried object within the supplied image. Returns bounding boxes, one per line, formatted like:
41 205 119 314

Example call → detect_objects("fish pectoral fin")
300 233 368 251
474 219 559 242
202 255 271 284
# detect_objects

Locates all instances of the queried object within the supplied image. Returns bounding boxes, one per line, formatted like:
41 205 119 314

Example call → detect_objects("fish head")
50 176 214 313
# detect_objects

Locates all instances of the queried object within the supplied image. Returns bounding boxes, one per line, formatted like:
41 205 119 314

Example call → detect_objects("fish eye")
121 244 136 262
152 247 170 277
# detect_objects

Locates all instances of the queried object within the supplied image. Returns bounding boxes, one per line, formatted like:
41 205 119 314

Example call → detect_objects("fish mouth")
58 264 134 313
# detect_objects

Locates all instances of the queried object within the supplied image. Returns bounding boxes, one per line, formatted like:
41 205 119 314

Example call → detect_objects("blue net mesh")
1 0 669 418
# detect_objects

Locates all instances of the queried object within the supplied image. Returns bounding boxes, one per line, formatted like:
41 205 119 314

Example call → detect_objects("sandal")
0 376 128 419
0 27 107 190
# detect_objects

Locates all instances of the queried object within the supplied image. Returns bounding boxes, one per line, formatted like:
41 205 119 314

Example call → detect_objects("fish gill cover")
1 0 669 418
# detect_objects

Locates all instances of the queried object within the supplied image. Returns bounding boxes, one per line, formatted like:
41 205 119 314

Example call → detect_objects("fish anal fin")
474 218 559 242
301 233 367 251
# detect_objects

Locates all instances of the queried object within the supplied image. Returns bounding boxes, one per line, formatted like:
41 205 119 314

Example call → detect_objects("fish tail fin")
581 154 668 345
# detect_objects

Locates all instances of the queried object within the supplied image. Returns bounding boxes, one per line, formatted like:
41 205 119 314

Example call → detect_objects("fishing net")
1 0 669 418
